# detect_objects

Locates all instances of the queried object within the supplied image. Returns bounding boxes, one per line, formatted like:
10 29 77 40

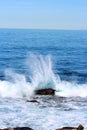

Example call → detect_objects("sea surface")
0 29 87 130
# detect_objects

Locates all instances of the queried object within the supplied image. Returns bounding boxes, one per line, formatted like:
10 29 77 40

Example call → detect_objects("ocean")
0 29 87 130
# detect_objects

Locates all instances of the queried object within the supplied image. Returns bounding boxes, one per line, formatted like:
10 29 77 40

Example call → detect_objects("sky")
0 0 87 30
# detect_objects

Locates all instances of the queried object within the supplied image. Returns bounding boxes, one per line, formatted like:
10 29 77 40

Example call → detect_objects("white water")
0 69 34 98
56 81 87 97
0 53 87 98
26 53 59 90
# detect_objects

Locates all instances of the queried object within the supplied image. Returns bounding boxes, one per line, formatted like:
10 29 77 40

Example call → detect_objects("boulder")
1 127 34 130
56 124 84 130
35 88 55 95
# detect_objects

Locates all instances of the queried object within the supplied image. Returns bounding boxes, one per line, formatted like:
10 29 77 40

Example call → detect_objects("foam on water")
56 81 87 97
0 53 87 98
0 69 34 98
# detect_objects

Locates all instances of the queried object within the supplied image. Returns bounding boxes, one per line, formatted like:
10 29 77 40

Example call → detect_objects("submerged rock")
56 124 84 130
35 88 55 95
1 127 34 130
26 99 39 103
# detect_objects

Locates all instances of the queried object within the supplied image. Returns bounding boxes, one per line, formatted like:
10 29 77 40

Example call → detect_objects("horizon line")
0 27 87 31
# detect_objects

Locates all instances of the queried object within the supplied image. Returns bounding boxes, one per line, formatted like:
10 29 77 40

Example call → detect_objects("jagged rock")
1 127 34 130
56 124 84 130
35 88 55 95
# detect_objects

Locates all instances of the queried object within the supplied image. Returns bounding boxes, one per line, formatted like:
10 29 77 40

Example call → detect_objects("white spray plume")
26 53 59 90
0 69 33 98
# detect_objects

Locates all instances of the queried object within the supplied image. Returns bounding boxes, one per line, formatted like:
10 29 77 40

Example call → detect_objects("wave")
0 53 87 98
55 81 87 97
0 69 34 98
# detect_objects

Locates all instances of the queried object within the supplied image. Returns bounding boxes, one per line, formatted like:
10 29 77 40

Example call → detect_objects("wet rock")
14 127 34 130
77 125 84 130
56 124 84 130
1 127 34 130
35 88 55 95
26 99 39 103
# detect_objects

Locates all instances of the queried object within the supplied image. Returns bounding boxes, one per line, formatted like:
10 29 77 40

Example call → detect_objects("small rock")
77 125 84 130
14 127 34 130
1 127 34 130
56 124 84 130
4 128 14 130
26 99 39 103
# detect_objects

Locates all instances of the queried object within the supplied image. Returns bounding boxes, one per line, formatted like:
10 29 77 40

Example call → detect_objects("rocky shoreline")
1 89 84 130
0 125 84 130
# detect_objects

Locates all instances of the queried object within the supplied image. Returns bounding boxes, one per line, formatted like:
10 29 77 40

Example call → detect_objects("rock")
14 127 34 130
26 99 39 103
1 127 34 130
35 88 55 95
77 125 84 130
56 124 84 130
3 128 13 130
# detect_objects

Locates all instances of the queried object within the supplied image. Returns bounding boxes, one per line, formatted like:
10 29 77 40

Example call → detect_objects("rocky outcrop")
35 88 55 95
56 124 84 130
1 127 34 130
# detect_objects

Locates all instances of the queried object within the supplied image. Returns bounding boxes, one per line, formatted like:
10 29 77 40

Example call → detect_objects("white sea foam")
56 81 87 97
0 53 87 98
0 69 33 98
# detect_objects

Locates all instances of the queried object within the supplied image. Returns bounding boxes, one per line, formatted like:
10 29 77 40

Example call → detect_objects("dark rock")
26 99 39 103
14 127 34 130
56 124 84 130
1 127 34 130
77 125 84 130
35 88 55 95
3 128 13 130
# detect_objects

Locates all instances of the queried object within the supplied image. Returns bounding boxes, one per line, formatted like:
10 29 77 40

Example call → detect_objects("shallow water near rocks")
0 96 87 130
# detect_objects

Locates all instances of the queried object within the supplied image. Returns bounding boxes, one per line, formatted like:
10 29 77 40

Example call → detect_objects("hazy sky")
0 0 87 30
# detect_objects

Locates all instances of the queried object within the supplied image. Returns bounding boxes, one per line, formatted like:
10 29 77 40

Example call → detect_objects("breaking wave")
0 53 87 98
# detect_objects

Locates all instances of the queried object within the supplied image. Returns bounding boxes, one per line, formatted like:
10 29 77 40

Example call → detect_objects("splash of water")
0 69 34 98
0 53 59 98
0 53 87 98
26 53 59 90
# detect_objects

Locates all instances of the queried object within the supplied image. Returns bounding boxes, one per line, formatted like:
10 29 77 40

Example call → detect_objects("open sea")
0 29 87 130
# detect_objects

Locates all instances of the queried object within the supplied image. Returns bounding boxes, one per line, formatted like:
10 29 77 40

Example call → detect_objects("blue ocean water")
0 29 87 83
0 29 87 130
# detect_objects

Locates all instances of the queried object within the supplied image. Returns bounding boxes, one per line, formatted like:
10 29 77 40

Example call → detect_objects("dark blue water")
0 29 87 83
